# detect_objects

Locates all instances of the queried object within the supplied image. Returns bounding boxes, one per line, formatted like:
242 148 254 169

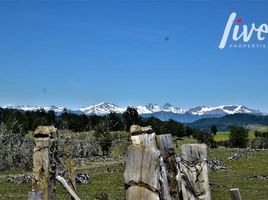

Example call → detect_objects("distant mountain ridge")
190 113 268 131
1 102 264 123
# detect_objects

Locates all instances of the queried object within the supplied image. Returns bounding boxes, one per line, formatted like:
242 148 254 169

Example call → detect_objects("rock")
246 175 268 181
227 148 254 160
6 174 32 184
207 159 225 170
75 172 91 184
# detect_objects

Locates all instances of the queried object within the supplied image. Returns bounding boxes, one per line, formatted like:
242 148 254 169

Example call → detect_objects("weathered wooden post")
124 144 161 200
125 125 161 200
65 137 76 193
130 125 156 147
179 144 211 200
230 188 242 200
156 134 182 200
126 126 214 200
29 126 58 200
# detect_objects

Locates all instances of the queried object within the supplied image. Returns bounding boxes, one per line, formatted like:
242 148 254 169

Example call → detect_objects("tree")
211 125 218 136
107 112 124 131
162 119 185 137
93 121 113 157
193 129 215 147
122 107 139 131
229 125 248 148
185 126 194 137
142 117 163 134
254 130 262 138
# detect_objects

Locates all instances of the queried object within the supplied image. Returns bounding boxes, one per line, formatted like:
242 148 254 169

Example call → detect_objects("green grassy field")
1 146 268 200
209 148 268 200
1 129 268 200
214 131 256 142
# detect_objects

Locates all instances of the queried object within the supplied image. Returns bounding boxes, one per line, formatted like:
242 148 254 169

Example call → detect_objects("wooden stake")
230 188 242 200
65 137 76 193
157 134 181 200
124 145 161 200
31 126 57 200
180 144 211 200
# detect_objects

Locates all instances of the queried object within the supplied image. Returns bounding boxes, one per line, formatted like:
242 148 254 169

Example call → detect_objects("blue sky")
0 1 268 111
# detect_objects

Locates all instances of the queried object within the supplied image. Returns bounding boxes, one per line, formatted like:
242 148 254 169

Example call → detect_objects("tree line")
0 107 198 136
0 107 251 148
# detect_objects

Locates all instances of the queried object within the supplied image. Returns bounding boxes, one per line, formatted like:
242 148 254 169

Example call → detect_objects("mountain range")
1 102 265 123
190 113 268 131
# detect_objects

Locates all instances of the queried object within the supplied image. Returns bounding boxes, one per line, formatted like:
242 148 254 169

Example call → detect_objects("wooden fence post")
124 145 161 200
180 144 211 200
126 126 184 200
65 137 76 194
156 134 182 200
125 126 213 200
230 188 242 200
30 126 58 200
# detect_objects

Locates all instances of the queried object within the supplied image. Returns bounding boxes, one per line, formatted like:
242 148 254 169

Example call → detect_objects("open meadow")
0 132 268 200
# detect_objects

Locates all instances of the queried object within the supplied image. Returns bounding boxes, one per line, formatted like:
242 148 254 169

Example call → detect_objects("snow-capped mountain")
135 103 186 114
3 105 43 111
186 105 261 116
1 102 264 123
80 102 125 115
43 105 67 113
3 105 66 113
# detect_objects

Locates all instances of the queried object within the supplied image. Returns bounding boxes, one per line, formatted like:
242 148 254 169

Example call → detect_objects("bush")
229 125 249 148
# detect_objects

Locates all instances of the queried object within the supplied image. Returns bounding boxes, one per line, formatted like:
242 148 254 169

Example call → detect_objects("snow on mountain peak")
186 105 261 115
80 102 125 115
1 103 263 116
3 105 42 111
43 105 66 113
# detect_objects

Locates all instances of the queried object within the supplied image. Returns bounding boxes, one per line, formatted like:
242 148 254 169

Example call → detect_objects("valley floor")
0 146 268 200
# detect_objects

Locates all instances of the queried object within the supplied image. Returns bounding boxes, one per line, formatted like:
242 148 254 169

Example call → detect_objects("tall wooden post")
124 145 161 200
65 137 76 194
156 134 182 200
180 144 211 200
125 126 160 200
30 126 58 200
